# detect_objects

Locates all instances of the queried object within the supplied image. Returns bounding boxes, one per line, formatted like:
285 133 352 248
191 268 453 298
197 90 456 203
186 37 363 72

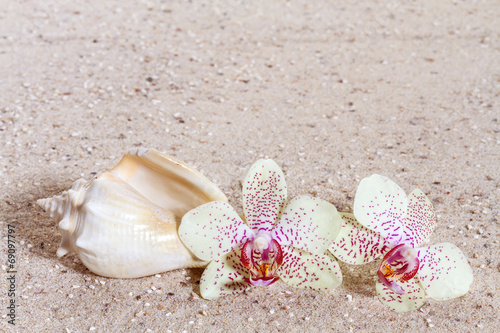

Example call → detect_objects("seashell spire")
37 179 88 257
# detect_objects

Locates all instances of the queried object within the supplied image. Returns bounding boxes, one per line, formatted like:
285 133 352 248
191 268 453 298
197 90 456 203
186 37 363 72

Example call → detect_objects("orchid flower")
179 159 343 299
329 175 473 312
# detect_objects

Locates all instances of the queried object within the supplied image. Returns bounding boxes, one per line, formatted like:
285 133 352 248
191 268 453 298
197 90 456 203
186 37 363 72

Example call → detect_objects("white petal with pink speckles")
404 189 437 247
199 251 250 300
277 246 342 291
376 277 426 312
179 201 253 261
416 243 473 301
242 159 287 233
272 195 341 255
354 174 413 246
329 213 390 265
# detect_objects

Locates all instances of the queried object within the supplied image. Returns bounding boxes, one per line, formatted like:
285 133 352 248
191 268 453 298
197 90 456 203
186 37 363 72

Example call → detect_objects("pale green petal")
376 277 426 312
242 159 287 232
329 212 390 265
179 201 253 261
277 246 342 291
416 243 473 301
273 195 342 254
404 189 437 247
353 174 413 246
199 251 250 300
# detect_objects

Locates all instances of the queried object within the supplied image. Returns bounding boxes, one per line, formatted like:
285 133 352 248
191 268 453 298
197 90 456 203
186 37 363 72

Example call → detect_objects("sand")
1 0 499 331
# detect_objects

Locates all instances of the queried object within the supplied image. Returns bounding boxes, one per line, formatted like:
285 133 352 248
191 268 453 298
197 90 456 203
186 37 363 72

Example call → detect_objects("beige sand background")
1 0 499 331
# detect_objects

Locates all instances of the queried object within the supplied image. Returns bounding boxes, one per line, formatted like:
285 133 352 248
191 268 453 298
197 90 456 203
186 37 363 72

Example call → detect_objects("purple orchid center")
240 233 283 287
377 243 420 294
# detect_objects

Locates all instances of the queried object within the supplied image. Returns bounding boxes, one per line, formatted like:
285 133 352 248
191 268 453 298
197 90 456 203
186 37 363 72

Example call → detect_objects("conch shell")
37 148 227 278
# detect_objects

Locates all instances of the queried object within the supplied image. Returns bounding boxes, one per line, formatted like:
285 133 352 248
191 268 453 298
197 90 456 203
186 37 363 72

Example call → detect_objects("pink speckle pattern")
416 243 473 301
200 250 249 299
277 246 342 291
329 213 390 265
404 189 437 247
354 174 412 246
243 159 287 233
376 277 425 312
179 201 253 261
273 195 339 254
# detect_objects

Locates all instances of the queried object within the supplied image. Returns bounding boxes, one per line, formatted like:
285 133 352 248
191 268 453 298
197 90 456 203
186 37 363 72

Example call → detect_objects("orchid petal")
272 195 342 254
277 246 342 291
376 277 426 312
354 174 413 246
404 189 437 247
416 243 473 301
199 251 250 300
179 201 253 261
329 213 390 265
242 159 287 233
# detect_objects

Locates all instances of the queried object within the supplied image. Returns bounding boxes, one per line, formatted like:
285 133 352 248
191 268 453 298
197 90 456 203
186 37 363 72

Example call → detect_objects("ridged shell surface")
37 148 228 278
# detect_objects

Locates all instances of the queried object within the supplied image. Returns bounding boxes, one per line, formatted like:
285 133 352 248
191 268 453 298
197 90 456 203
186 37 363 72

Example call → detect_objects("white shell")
37 148 228 278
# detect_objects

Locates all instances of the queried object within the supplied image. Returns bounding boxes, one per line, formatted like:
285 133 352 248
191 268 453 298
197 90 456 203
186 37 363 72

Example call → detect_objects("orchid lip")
245 276 280 287
378 243 420 294
240 236 284 286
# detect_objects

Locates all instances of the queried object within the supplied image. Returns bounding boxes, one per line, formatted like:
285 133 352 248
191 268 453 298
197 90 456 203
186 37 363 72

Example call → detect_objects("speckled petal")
277 246 342 291
376 277 426 312
199 251 250 300
353 174 413 246
272 195 342 254
329 213 390 265
179 201 253 261
243 159 287 233
404 189 437 247
416 243 473 301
